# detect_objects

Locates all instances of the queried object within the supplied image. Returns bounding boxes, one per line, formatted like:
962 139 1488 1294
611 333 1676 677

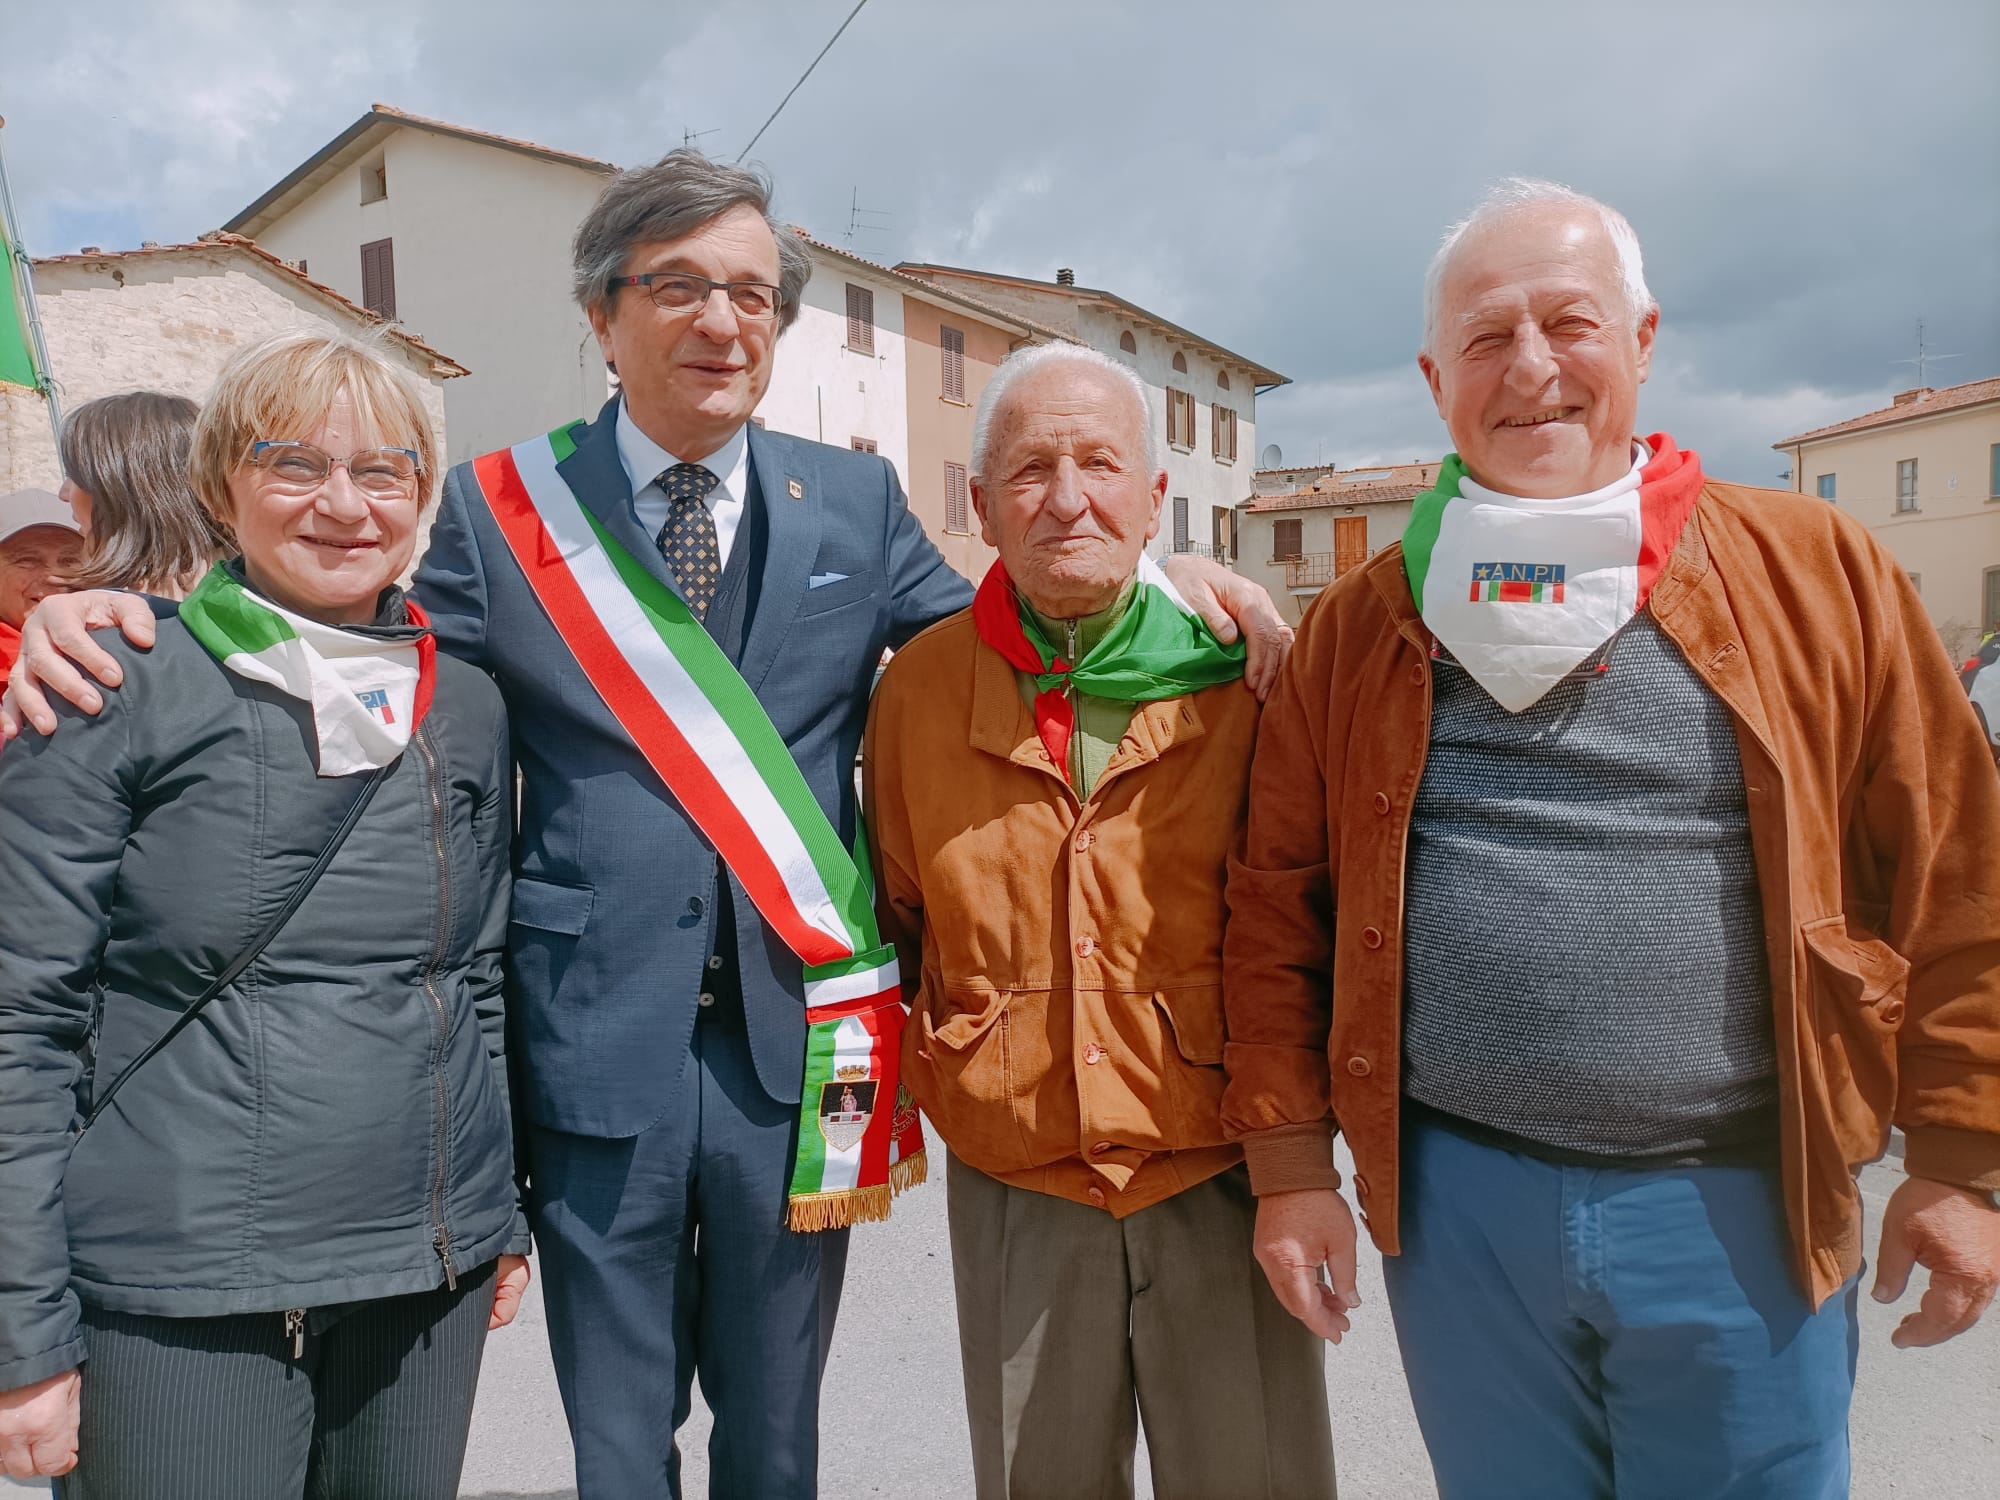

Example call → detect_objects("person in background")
0 490 84 685
58 391 232 598
866 343 1337 1500
0 331 530 1497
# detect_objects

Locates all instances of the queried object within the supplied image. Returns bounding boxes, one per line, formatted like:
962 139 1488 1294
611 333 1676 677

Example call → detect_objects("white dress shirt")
615 399 750 569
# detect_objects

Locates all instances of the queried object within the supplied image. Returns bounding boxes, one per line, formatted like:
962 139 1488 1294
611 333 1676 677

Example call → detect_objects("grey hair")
571 149 813 332
1421 177 1656 355
970 342 1163 481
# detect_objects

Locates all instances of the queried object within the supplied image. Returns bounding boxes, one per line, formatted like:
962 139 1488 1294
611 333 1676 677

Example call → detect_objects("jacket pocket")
1153 985 1226 1066
509 878 595 937
1800 914 1908 1166
1150 986 1230 1149
912 986 1040 1174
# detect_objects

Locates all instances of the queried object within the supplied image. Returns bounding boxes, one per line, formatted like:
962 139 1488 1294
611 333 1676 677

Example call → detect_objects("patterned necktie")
656 463 722 621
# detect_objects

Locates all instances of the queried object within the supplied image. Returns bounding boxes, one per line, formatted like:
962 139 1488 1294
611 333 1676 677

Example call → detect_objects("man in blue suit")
2 150 1288 1498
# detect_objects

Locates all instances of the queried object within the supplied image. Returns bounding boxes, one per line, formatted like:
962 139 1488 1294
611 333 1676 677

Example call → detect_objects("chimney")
1891 387 1933 406
140 240 160 249
1056 267 1075 286
79 245 101 255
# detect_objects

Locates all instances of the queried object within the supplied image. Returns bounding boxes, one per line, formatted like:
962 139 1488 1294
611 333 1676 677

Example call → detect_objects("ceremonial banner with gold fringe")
472 424 925 1230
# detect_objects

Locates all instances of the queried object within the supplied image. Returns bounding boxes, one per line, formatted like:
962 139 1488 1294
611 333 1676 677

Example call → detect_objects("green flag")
0 200 38 390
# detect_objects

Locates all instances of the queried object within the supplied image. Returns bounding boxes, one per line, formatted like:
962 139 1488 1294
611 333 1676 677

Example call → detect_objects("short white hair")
1421 177 1656 355
970 342 1164 481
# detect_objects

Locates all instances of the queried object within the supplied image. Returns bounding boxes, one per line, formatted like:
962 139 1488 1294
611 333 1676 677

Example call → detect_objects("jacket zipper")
413 726 459 1291
284 1308 306 1360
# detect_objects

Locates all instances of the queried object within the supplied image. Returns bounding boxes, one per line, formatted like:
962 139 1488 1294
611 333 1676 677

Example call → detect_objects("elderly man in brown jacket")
866 344 1335 1500
1224 177 2000 1500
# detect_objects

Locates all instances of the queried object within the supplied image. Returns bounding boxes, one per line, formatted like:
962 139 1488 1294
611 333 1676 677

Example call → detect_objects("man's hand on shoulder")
1159 554 1294 700
1253 1187 1362 1344
1872 1175 2000 1347
0 589 156 740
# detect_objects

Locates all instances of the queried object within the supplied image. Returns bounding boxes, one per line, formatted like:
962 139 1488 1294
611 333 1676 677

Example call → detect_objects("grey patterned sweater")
1399 609 1778 1164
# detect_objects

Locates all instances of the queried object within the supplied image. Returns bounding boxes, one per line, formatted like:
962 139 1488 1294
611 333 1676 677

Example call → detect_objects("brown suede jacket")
1221 480 2000 1306
866 608 1259 1217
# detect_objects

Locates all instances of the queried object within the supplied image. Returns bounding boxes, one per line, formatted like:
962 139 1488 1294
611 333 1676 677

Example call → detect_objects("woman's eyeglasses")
248 441 422 498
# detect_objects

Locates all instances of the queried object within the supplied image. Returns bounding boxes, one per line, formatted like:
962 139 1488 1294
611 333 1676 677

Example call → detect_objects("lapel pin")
786 478 805 502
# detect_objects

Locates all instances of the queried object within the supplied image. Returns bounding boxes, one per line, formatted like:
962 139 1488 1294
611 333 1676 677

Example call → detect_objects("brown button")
1881 1000 1906 1026
1075 935 1095 958
1074 830 1094 852
1361 926 1384 949
1083 1043 1105 1065
1346 1054 1372 1077
1087 1186 1107 1207
1410 662 1426 684
1372 792 1391 815
1089 1141 1114 1155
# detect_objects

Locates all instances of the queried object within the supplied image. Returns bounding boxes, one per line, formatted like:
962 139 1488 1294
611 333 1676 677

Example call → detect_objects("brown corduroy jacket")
1221 480 2000 1307
866 608 1259 1217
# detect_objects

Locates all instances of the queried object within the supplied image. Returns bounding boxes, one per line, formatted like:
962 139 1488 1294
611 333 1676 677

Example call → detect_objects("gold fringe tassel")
889 1150 928 1195
787 1182 893 1233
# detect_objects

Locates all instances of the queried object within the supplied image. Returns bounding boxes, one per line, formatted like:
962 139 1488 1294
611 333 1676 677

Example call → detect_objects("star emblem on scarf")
656 463 722 621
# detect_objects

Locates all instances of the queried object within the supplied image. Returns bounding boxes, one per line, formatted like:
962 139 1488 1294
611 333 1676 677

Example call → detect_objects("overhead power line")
736 0 871 163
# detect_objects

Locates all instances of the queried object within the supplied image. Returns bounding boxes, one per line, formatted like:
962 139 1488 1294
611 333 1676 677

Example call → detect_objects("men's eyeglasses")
248 441 423 498
609 271 785 321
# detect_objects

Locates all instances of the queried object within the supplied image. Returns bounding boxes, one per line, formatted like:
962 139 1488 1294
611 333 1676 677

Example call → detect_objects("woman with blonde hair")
0 330 529 1499
57 390 230 597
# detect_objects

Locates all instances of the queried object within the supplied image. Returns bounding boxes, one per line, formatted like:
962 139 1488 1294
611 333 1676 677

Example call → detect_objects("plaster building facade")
0 237 461 510
895 263 1287 568
225 105 617 464
1236 460 1439 624
1775 377 2000 654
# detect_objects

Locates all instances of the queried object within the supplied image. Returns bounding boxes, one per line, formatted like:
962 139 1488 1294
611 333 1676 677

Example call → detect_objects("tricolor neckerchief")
179 562 435 775
1400 433 1704 712
971 554 1247 776
470 426 923 1231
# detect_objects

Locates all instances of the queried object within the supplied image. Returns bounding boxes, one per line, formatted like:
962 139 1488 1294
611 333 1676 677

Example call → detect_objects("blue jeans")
1383 1111 1859 1499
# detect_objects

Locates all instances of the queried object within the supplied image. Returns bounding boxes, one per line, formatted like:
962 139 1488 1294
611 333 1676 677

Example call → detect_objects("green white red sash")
471 425 924 1230
971 554 1246 775
1400 433 1704 712
179 561 435 775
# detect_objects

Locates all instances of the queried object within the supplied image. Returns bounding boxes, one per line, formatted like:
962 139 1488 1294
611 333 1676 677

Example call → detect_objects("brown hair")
59 391 231 592
189 330 442 526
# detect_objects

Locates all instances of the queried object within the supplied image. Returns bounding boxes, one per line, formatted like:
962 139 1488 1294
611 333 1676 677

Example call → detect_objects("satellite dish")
1258 443 1283 470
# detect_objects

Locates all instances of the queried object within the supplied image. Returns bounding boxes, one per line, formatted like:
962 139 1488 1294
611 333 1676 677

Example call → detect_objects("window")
1212 404 1238 463
1211 507 1231 560
1166 389 1196 450
940 326 966 403
1989 444 1999 500
1172 497 1190 552
844 283 874 354
1171 351 1188 374
1217 370 1231 391
1896 458 1918 513
944 462 969 535
1272 518 1303 560
359 238 396 320
360 157 386 204
1816 474 1836 501
1118 330 1137 355
1987 566 2000 631
851 437 877 454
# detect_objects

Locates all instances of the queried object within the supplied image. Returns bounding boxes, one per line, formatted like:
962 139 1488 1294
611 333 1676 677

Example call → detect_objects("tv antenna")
844 187 892 249
1893 319 1966 388
682 126 720 149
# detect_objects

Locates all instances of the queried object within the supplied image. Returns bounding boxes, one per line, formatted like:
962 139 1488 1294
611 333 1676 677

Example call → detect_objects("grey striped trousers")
54 1262 494 1500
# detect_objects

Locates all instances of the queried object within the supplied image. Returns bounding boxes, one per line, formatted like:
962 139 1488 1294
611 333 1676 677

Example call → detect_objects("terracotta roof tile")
33 235 469 376
1247 480 1428 512
790 231 1076 346
1773 376 2000 448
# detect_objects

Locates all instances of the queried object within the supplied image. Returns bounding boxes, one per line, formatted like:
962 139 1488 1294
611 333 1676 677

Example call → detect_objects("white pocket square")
807 572 850 589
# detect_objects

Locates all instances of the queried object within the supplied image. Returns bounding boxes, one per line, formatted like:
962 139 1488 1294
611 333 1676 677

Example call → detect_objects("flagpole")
0 114 64 450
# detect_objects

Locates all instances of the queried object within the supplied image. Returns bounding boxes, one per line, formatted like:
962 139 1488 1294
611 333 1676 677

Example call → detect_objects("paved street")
5 1150 1992 1499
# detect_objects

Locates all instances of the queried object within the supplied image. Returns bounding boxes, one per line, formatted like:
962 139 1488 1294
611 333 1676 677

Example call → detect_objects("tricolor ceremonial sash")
971 554 1247 774
1401 434 1705 712
180 562 436 774
471 426 924 1230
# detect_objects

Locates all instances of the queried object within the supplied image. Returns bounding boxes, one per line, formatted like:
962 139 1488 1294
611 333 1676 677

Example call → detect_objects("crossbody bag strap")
81 759 396 1134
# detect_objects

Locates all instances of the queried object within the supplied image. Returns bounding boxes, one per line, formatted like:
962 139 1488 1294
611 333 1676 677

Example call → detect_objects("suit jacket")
416 398 974 1136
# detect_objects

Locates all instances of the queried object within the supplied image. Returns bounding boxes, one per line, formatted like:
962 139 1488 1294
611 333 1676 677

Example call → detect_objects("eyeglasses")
248 441 422 498
609 271 785 321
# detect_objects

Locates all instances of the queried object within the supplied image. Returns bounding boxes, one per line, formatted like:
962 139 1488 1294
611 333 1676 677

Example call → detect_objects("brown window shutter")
1274 518 1302 560
845 284 874 354
1167 390 1181 447
1211 403 1220 454
360 238 396 321
941 326 965 402
945 461 968 534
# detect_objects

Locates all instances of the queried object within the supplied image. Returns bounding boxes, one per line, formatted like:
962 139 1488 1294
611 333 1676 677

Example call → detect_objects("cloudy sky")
3 0 1995 482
